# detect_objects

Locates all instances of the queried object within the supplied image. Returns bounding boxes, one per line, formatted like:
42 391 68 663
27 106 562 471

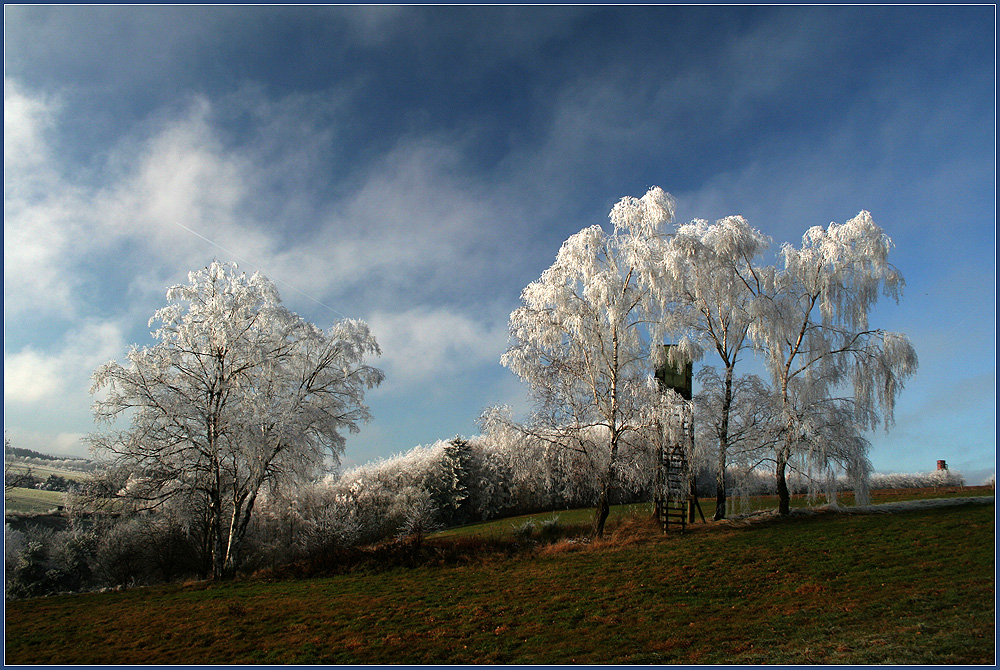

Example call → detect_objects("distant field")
433 485 993 540
4 488 67 514
4 491 994 665
4 461 92 513
5 462 92 480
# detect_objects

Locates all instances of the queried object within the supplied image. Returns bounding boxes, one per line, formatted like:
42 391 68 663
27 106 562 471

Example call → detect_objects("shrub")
4 524 26 571
512 519 536 542
92 518 152 588
5 539 53 600
5 526 100 600
538 515 562 542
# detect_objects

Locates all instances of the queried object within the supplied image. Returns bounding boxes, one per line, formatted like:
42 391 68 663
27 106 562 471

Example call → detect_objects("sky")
4 6 995 484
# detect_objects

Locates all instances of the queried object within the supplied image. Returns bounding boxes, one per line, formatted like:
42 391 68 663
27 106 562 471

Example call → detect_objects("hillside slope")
4 498 994 665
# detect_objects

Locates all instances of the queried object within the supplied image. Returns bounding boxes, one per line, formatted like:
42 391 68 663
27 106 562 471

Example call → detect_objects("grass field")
5 462 91 481
3 488 67 514
4 462 91 513
432 485 990 540
4 490 994 665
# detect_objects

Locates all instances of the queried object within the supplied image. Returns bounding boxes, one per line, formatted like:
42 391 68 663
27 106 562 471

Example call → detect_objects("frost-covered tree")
650 215 771 519
692 367 781 513
89 261 383 578
501 187 677 537
750 211 918 514
429 437 473 527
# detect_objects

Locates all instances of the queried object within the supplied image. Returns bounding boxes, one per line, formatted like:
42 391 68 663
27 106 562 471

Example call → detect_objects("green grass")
4 461 91 513
4 487 66 514
5 462 92 481
432 484 992 540
432 503 648 539
4 492 993 665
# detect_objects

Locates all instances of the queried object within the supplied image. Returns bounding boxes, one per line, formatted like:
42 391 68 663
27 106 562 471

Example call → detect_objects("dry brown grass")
5 489 994 665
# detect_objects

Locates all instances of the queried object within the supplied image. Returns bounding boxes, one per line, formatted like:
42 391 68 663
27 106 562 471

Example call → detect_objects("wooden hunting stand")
652 345 705 532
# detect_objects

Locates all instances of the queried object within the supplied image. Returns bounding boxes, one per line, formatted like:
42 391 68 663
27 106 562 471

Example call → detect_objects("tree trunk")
211 513 226 580
592 480 611 538
777 376 793 517
222 504 242 580
713 363 736 520
592 429 620 538
209 482 227 580
197 513 213 580
776 442 791 516
714 454 727 520
224 489 261 578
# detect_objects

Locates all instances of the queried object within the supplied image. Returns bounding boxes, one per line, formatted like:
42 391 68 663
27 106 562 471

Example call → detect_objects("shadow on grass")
244 488 996 587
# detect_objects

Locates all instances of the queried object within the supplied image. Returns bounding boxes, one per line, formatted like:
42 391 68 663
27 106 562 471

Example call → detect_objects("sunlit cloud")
366 307 508 389
4 77 57 173
4 348 63 404
4 320 127 405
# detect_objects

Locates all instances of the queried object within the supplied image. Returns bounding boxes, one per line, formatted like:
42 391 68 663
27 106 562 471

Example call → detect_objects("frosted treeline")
869 470 965 490
3 429 654 594
719 466 964 497
245 426 661 569
4 432 968 597
8 457 98 472
248 428 967 563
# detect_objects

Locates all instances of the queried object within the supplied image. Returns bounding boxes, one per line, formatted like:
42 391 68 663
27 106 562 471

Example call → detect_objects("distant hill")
8 447 89 462
6 447 96 473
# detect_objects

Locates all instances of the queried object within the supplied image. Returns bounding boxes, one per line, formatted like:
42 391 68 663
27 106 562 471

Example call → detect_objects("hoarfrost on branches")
648 214 771 519
750 212 918 514
88 261 383 579
501 187 677 537
501 191 917 519
692 367 781 515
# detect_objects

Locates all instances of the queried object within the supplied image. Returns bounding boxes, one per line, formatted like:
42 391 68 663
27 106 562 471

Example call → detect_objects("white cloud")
96 97 247 242
4 319 127 405
3 349 63 404
4 428 90 459
4 76 528 333
3 79 86 316
3 197 82 316
3 77 56 173
366 307 508 388
51 432 87 455
5 319 129 460
258 134 517 314
4 85 282 322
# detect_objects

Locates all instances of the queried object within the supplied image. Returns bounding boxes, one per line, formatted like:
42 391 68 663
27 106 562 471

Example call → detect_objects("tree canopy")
504 190 918 520
649 214 771 518
89 261 383 578
501 187 681 536
749 211 918 513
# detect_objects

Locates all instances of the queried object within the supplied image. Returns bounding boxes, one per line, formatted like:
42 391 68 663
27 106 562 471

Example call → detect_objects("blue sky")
4 6 995 483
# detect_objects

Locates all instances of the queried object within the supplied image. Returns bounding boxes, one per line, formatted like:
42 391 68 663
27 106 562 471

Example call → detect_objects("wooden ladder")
654 401 695 532
656 445 688 531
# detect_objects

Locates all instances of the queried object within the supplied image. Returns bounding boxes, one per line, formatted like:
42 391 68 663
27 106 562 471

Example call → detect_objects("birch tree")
650 215 771 519
692 367 781 514
501 187 676 537
751 211 918 514
89 261 383 578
